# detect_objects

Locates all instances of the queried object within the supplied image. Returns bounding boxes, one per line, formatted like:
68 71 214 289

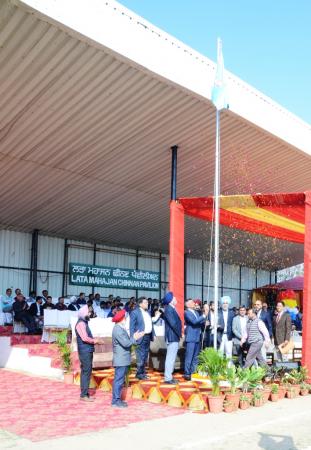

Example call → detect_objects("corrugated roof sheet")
0 0 307 269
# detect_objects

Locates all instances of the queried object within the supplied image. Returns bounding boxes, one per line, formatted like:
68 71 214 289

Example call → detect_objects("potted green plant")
285 384 296 399
270 383 279 402
223 400 235 413
197 348 228 413
239 393 251 410
300 382 310 396
54 329 73 383
225 366 243 410
252 390 263 407
283 369 300 396
247 366 267 391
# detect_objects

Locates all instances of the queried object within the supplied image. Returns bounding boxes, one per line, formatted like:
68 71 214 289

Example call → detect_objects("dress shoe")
112 401 128 408
164 379 179 385
80 396 95 402
184 375 191 381
137 375 149 380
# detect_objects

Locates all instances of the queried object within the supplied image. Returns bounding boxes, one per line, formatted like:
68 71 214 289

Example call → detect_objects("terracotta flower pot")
300 389 309 396
225 393 240 411
207 395 224 414
262 389 271 404
278 386 286 400
292 384 301 397
253 398 263 407
239 400 250 410
286 389 295 399
224 403 235 413
63 372 74 384
121 386 133 401
270 393 279 402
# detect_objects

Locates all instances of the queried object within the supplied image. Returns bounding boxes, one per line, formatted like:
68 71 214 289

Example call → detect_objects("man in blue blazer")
217 296 235 359
130 296 161 380
184 299 208 380
161 291 182 384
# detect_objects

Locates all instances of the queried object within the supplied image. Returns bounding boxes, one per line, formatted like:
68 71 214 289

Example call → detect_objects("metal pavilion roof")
0 0 310 270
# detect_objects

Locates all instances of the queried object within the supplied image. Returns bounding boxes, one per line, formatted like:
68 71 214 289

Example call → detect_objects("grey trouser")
164 341 179 381
244 341 267 368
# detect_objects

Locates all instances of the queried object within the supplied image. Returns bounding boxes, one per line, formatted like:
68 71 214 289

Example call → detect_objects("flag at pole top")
211 38 228 110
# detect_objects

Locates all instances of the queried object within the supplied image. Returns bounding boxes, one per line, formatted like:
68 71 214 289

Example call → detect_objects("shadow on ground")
258 432 298 450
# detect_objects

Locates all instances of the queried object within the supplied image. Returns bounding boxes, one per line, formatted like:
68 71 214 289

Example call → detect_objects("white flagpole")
212 37 226 350
213 107 220 350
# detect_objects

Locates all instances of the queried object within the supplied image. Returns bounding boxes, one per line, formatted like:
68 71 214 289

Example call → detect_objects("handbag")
278 339 295 354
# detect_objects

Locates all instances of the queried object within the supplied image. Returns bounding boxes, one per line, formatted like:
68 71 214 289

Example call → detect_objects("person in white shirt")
218 296 235 359
129 296 160 380
1 288 14 313
232 305 248 366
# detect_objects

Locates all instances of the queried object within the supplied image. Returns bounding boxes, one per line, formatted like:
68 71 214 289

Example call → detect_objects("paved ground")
1 389 311 450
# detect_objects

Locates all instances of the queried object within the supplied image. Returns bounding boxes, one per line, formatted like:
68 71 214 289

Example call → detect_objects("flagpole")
211 37 226 350
213 107 220 350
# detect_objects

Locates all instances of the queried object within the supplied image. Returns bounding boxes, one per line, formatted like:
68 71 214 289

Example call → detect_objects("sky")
119 0 311 125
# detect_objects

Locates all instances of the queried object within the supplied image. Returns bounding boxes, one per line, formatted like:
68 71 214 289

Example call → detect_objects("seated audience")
28 291 37 303
29 296 44 328
55 297 68 311
42 290 49 302
1 288 14 313
42 296 55 310
68 296 80 311
13 293 37 334
77 292 86 306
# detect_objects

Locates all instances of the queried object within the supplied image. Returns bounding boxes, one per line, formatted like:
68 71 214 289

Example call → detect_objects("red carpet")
0 369 185 442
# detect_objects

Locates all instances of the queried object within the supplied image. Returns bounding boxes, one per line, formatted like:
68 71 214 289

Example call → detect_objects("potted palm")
225 366 243 411
197 348 228 413
54 329 73 383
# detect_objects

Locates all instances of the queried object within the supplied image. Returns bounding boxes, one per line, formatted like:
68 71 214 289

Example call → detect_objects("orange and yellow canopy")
179 192 305 244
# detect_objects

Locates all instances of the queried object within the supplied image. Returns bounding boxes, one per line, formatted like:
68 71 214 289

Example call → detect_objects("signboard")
69 262 160 291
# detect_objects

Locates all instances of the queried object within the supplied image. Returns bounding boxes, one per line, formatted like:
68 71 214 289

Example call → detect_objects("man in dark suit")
129 296 161 380
29 296 44 328
217 296 235 359
13 293 37 334
254 299 273 336
273 300 292 361
161 291 182 384
184 299 208 380
68 296 80 311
